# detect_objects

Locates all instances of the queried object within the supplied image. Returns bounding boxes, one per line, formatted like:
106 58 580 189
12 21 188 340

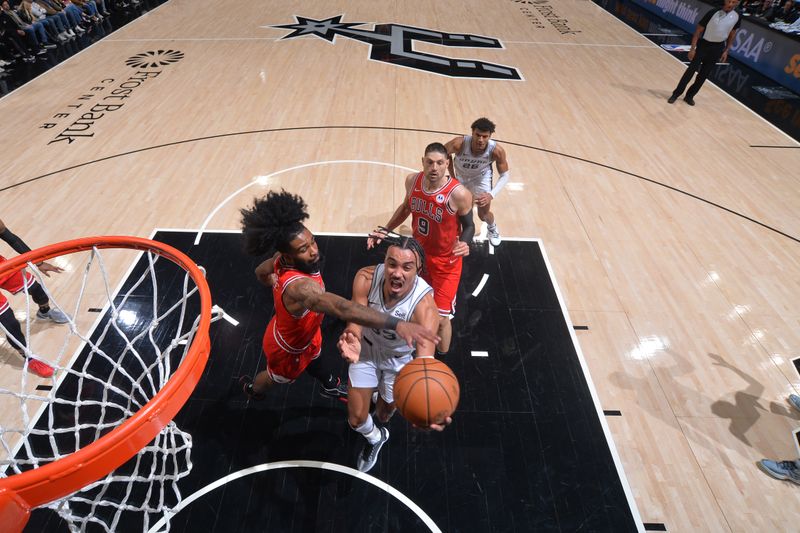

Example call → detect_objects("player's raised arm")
254 252 281 287
0 218 64 276
337 267 373 362
409 292 440 358
410 291 454 432
368 172 416 249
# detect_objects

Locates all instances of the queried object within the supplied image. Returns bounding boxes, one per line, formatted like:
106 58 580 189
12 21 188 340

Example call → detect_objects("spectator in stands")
69 0 101 22
768 0 799 22
0 20 36 63
38 0 85 34
17 0 63 43
29 0 72 41
0 0 54 53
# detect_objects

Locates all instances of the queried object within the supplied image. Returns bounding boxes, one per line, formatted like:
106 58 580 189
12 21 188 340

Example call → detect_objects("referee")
668 0 741 106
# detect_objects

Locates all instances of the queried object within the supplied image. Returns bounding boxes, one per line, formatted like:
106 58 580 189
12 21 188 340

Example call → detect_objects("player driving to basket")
239 191 440 401
339 232 451 473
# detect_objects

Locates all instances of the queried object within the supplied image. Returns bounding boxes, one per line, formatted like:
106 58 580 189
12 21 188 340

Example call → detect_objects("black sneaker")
357 427 389 473
667 95 677 104
240 375 265 401
684 97 695 106
320 377 348 401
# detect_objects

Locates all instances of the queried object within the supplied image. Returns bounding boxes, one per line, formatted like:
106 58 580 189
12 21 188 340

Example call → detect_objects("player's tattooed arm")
288 276 440 347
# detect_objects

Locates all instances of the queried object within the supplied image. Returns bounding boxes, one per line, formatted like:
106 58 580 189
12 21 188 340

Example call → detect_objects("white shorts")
456 174 491 195
348 352 413 405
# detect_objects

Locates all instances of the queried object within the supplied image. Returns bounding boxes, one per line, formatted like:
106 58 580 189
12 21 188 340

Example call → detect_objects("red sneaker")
27 359 54 378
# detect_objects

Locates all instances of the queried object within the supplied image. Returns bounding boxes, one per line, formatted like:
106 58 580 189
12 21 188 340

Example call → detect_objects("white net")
0 243 213 532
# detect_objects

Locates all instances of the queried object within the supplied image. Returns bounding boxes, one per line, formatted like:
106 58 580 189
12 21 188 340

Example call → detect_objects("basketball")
393 357 460 427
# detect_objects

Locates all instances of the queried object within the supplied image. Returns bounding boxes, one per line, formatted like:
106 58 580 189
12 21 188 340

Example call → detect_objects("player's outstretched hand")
337 330 361 363
396 321 440 348
412 416 452 432
37 261 64 277
452 239 470 257
366 227 389 250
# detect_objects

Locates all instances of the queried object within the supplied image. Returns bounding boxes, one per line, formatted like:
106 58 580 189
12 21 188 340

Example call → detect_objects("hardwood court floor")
0 0 799 531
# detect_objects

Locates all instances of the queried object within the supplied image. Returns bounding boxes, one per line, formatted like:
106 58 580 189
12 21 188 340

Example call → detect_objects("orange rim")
0 236 212 514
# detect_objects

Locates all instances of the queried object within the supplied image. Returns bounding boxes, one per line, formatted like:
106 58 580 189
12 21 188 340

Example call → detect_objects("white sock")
353 415 381 444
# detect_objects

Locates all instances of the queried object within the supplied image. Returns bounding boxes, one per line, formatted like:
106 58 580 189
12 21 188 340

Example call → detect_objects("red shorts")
0 256 35 315
422 254 462 318
261 319 322 383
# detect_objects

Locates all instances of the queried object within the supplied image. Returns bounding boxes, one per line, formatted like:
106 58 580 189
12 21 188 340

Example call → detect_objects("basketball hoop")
0 236 212 532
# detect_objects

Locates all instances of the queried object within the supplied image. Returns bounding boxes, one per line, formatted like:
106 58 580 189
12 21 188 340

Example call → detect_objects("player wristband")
385 316 401 330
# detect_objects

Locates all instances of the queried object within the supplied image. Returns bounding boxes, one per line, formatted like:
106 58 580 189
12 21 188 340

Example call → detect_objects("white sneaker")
487 224 501 246
789 394 800 414
37 308 70 324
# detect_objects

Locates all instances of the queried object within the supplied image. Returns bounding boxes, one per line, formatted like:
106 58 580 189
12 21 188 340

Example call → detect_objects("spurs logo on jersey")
271 15 523 81
454 135 496 182
362 264 433 358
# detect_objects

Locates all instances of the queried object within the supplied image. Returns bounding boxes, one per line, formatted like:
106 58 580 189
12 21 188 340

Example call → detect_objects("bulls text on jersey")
410 197 444 223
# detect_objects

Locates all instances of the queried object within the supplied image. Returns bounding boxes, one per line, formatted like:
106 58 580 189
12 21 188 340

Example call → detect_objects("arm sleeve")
0 228 32 255
490 170 510 198
458 212 475 244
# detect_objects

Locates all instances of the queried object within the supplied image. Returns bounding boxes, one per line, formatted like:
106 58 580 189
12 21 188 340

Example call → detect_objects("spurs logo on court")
125 50 185 69
270 15 522 80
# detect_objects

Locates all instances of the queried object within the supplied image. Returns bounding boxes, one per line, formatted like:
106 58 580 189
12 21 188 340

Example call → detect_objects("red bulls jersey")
408 172 461 258
0 255 14 285
264 256 325 354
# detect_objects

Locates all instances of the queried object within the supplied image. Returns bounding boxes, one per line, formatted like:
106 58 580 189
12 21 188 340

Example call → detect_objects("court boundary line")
538 239 645 532
1 125 796 244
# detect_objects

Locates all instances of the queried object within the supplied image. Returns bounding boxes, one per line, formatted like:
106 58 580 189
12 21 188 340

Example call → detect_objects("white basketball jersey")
454 135 496 182
361 264 433 360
